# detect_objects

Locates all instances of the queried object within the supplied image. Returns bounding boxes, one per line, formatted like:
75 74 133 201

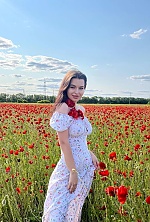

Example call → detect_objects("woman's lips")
72 96 79 99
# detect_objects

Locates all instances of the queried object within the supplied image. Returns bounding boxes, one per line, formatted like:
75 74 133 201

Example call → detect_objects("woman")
42 70 99 221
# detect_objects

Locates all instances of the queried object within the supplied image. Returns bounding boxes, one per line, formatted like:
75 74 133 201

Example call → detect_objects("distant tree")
0 93 7 102
0 93 149 104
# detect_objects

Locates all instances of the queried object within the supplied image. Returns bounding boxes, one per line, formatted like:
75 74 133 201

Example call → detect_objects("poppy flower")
51 163 56 168
99 169 109 177
116 185 128 204
145 196 150 204
28 143 34 149
16 187 21 194
135 192 142 197
134 144 140 151
99 162 106 169
9 150 14 154
124 155 132 161
105 186 117 197
109 152 117 160
5 167 11 173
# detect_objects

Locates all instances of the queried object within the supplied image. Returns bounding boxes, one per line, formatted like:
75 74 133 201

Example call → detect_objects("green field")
0 103 150 222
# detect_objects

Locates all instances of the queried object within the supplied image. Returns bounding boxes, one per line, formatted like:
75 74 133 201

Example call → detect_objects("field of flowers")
0 103 150 222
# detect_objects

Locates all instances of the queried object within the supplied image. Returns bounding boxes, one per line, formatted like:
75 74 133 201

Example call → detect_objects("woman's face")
67 78 85 103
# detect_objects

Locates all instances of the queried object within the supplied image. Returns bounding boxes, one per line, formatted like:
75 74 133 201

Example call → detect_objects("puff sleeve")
50 112 73 132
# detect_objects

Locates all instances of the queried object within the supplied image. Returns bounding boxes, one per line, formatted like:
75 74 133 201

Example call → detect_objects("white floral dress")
42 112 95 222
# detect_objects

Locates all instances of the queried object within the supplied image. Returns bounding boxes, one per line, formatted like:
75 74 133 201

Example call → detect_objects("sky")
0 0 150 98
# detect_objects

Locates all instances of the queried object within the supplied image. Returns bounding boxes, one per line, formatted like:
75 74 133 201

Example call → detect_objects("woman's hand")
90 151 99 170
68 171 78 193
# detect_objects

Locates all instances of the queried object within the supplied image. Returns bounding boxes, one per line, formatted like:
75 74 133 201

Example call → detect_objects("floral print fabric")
42 112 95 222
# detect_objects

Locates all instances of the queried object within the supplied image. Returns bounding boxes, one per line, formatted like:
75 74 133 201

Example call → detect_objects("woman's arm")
58 130 76 172
58 130 78 193
56 102 78 193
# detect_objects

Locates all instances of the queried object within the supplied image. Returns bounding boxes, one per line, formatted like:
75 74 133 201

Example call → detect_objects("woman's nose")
74 88 79 93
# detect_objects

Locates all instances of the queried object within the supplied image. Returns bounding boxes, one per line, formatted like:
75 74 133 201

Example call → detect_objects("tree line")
0 93 149 104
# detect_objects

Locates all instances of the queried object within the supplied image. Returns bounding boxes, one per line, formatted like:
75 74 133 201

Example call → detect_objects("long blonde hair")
52 70 87 112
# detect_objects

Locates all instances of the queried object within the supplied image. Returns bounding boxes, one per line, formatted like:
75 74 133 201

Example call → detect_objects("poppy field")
0 103 150 222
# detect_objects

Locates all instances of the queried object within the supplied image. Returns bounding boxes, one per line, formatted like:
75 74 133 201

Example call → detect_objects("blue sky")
0 0 150 98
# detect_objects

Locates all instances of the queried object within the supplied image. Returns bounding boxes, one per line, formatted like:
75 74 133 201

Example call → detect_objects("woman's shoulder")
76 104 85 114
55 102 69 114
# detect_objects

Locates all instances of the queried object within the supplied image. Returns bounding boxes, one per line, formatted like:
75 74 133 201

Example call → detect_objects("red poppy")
116 185 128 204
27 182 32 186
28 143 34 149
29 160 33 164
109 152 117 160
99 162 106 169
124 155 132 161
5 167 11 173
14 150 19 155
134 144 140 151
99 169 109 177
89 189 93 193
135 192 142 197
19 146 24 152
9 150 14 154
105 186 117 197
145 196 150 204
16 187 21 194
51 163 56 168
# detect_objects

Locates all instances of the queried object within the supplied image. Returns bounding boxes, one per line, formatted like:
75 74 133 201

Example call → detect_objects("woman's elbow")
59 139 69 147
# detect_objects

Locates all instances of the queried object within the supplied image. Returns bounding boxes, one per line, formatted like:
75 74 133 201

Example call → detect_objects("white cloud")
24 55 77 72
121 91 132 94
138 90 149 93
13 81 27 86
38 77 62 83
121 34 128 37
0 84 9 88
91 65 98 69
130 74 150 81
0 36 18 49
8 87 24 91
11 74 24 78
129 29 147 39
37 83 59 89
0 52 24 69
86 89 101 92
